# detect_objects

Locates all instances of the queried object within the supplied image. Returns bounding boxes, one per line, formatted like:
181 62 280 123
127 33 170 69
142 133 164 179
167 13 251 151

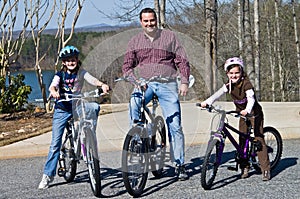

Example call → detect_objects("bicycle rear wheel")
251 126 283 172
150 116 166 178
59 129 77 182
122 127 148 197
85 129 101 197
201 138 221 190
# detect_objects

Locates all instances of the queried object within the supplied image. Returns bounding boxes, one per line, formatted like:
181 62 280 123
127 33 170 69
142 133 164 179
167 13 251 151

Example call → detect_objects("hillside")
10 23 133 71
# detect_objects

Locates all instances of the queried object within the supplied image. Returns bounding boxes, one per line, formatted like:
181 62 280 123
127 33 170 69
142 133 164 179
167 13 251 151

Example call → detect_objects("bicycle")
50 88 105 197
115 76 167 197
196 104 283 190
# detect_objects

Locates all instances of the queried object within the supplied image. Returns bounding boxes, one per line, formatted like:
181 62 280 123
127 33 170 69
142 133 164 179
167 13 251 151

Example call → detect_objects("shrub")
0 74 32 113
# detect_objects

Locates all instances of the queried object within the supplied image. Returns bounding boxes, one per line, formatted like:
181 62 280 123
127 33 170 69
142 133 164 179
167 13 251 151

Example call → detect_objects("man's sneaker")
38 174 54 189
175 165 189 181
241 167 249 179
262 170 271 181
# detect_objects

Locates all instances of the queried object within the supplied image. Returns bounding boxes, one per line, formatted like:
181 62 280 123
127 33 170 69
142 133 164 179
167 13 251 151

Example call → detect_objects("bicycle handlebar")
52 88 107 103
195 103 254 119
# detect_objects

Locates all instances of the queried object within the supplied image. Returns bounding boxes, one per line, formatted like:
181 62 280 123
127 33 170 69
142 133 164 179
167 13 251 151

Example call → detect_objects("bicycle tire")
59 130 77 182
85 129 101 197
201 138 221 190
122 127 148 197
251 126 283 172
150 116 166 178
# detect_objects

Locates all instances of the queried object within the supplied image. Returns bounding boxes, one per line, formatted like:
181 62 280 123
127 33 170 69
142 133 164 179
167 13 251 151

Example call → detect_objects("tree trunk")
238 0 243 56
274 0 285 101
253 0 261 100
154 0 166 28
204 0 218 94
243 0 254 82
266 19 276 102
292 0 300 100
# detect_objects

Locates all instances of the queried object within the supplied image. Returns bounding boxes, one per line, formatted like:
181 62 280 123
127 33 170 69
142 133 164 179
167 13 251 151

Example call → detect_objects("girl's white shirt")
205 84 255 114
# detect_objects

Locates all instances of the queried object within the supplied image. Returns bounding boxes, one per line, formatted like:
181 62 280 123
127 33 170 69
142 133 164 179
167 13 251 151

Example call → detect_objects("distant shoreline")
10 67 55 72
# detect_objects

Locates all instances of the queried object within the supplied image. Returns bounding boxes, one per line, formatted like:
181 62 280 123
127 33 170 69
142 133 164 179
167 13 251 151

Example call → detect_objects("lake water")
11 70 55 102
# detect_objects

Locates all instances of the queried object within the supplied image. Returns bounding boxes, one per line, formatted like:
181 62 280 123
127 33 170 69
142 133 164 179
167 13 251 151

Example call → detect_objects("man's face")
140 12 157 35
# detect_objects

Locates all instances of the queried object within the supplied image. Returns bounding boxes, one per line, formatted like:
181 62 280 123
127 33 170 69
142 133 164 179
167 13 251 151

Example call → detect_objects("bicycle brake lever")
97 87 103 95
207 105 212 112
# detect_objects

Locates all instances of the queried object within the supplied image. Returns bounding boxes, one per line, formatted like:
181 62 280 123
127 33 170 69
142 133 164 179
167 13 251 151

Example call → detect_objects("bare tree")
237 0 243 55
243 0 254 82
26 0 56 107
204 0 218 94
274 0 285 101
266 18 276 101
0 0 29 82
154 0 166 28
54 0 85 69
253 0 261 99
292 0 300 100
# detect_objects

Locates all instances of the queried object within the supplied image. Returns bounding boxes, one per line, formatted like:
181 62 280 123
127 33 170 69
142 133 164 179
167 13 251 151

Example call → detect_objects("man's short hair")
139 7 157 21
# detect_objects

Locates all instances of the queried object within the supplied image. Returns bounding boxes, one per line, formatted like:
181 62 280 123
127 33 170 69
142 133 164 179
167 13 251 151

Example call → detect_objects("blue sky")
14 0 154 29
76 0 122 27
76 0 152 27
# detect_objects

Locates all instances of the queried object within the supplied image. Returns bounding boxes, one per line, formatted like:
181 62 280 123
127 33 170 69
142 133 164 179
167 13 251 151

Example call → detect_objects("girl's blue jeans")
43 102 99 177
129 81 185 165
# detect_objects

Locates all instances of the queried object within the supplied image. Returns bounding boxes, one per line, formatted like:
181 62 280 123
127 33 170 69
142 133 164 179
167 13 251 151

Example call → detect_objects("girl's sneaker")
241 167 249 179
175 165 189 181
262 170 271 181
38 174 54 189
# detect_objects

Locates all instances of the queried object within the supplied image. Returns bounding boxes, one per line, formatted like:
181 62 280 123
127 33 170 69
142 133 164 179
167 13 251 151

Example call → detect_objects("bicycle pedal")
227 166 238 171
58 167 66 176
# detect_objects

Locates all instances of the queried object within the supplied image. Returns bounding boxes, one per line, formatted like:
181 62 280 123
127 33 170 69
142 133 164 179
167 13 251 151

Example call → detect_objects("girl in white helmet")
38 46 109 189
200 57 270 181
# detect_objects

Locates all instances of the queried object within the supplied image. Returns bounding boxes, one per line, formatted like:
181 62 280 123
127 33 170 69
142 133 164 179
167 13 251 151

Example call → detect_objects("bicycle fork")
208 132 225 167
58 130 74 177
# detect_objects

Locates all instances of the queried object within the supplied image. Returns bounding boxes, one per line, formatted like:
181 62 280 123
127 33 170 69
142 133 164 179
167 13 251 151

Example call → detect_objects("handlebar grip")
196 103 201 107
97 87 103 94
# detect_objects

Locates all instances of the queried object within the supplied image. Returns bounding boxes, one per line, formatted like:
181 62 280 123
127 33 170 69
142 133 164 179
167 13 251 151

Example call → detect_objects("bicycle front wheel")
59 131 77 182
122 127 148 197
201 138 221 190
150 116 166 178
85 129 101 197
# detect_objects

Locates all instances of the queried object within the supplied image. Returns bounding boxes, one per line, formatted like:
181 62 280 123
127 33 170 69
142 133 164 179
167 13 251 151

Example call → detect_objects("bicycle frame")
60 90 100 160
206 107 255 166
135 85 158 128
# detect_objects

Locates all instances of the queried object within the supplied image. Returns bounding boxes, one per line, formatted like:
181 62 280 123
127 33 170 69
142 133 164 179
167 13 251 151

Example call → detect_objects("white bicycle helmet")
224 57 244 71
59 45 80 59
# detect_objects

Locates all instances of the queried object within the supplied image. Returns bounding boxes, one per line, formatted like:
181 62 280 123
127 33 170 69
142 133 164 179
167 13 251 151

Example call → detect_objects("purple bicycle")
197 104 283 190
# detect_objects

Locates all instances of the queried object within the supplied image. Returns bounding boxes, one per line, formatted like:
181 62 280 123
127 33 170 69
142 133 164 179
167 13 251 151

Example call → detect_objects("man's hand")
179 83 188 96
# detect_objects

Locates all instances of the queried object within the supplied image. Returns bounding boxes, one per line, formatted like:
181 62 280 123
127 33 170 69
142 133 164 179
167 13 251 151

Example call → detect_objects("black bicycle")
197 104 283 190
115 77 167 197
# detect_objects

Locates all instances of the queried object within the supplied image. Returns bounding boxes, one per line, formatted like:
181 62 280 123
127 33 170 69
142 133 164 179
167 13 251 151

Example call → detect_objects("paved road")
0 139 299 199
1 102 299 159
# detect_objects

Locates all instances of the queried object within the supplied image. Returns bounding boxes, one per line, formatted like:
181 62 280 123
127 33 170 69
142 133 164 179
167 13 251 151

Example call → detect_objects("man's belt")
149 77 176 83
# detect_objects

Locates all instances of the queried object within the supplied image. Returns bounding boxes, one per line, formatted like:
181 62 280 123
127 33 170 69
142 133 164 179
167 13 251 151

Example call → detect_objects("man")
122 7 190 180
